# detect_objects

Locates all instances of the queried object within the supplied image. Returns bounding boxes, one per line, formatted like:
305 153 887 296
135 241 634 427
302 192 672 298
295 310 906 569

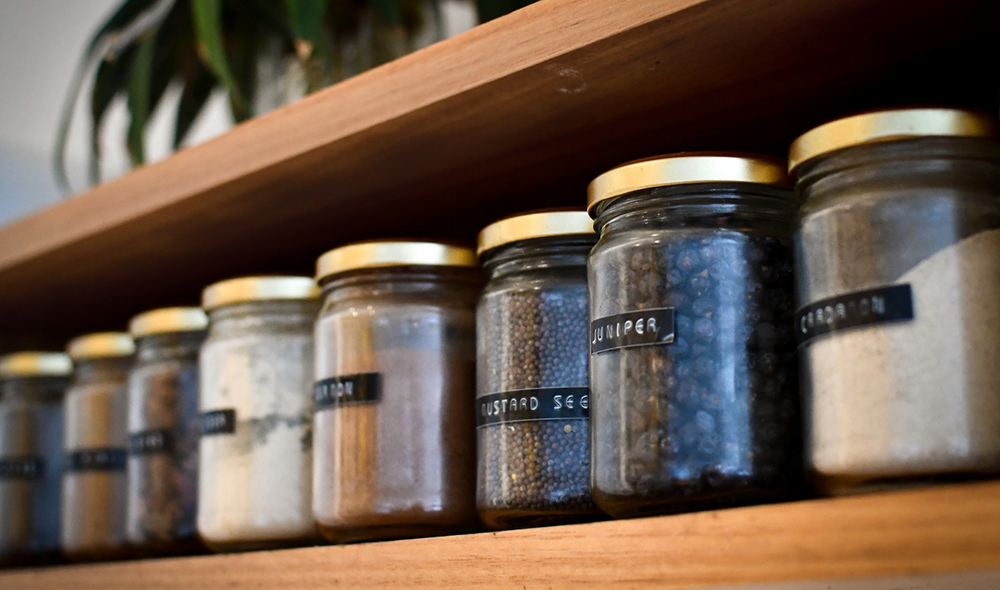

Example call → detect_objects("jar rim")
587 152 789 216
316 241 476 282
477 210 594 256
129 307 208 338
788 107 998 176
0 352 72 378
67 332 134 360
202 276 319 310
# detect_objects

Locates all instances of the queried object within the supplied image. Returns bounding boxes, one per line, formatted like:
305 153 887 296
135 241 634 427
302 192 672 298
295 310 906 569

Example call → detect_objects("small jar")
62 333 135 561
125 308 208 555
313 241 480 543
0 353 71 565
790 108 1000 494
197 276 321 551
475 211 601 529
587 154 802 518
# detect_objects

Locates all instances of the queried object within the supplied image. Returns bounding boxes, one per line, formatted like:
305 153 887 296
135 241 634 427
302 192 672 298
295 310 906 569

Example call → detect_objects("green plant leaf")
285 0 328 58
126 32 158 165
85 0 160 54
191 0 245 113
370 0 403 26
174 63 215 148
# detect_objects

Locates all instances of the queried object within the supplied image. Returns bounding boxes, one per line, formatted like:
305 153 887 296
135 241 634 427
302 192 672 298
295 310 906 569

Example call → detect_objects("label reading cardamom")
313 373 381 410
591 307 676 354
796 284 914 346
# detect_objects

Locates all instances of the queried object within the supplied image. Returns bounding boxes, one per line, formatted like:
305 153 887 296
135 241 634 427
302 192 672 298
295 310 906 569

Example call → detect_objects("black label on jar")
476 387 590 428
0 456 44 479
591 308 676 354
128 429 174 455
313 373 381 410
66 448 126 472
199 409 236 436
796 284 914 346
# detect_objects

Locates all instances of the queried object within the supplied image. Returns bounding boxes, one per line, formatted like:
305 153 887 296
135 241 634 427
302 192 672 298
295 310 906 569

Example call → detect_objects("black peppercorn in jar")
125 307 207 555
587 154 802 518
313 241 481 543
0 353 71 566
790 108 1000 494
475 210 601 529
62 332 135 561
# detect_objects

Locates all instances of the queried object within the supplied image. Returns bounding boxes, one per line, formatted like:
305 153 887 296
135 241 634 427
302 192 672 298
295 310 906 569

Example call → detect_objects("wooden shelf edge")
2 481 999 590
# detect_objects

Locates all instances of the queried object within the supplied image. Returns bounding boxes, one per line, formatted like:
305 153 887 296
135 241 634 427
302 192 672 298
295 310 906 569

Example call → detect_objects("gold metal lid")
316 241 477 281
129 307 209 338
477 210 595 256
587 153 789 215
67 333 135 360
201 276 319 311
789 107 998 174
0 352 73 378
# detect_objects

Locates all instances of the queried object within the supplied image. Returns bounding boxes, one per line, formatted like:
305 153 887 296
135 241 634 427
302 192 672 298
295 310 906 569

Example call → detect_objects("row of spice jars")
2 106 1000 563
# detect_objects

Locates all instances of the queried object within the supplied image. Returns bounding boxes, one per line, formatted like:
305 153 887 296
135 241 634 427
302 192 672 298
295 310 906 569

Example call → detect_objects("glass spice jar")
475 211 602 529
197 277 321 551
313 241 480 543
790 108 1000 494
0 353 71 566
587 154 802 518
125 307 208 555
62 332 135 561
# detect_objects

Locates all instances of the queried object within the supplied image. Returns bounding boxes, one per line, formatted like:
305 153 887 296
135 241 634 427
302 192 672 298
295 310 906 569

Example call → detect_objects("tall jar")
313 241 480 543
587 154 802 518
198 276 321 551
0 353 71 565
475 211 602 529
62 332 135 561
125 308 208 555
790 108 1000 494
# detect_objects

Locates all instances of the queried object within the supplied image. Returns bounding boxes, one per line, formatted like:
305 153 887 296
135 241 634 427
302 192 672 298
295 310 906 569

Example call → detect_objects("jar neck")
73 357 131 384
481 236 595 280
135 331 206 363
594 184 798 236
208 299 319 337
0 376 69 403
320 266 483 304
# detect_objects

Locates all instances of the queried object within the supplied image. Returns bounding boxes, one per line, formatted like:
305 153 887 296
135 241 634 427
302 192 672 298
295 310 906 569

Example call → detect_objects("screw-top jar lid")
788 107 998 175
0 352 73 378
316 241 477 282
477 210 595 256
201 276 319 311
129 307 209 338
587 153 789 215
67 333 135 360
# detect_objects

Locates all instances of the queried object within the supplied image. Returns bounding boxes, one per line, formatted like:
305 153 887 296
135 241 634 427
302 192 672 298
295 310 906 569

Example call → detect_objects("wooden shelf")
0 0 998 347
0 481 997 589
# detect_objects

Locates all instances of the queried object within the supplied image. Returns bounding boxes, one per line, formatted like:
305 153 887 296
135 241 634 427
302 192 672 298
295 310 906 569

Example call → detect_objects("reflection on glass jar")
790 108 1000 494
312 241 480 543
0 352 71 566
587 154 802 518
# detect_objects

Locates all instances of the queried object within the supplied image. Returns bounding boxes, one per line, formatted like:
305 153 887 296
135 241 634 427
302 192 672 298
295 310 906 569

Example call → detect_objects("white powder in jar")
808 229 1000 487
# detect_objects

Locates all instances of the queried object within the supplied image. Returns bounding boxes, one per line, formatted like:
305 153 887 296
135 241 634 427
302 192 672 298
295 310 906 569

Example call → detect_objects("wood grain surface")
1 481 999 589
0 0 997 347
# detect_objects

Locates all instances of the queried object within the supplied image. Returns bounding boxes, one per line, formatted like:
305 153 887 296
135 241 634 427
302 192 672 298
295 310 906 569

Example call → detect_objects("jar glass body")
313 267 480 543
476 238 601 529
126 331 205 555
61 357 131 560
794 137 1000 493
197 300 320 551
0 376 68 565
588 185 801 518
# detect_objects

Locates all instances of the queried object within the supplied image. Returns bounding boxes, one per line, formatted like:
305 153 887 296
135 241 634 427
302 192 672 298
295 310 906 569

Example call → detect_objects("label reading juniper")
129 429 174 456
313 373 381 410
0 457 44 479
67 448 126 472
477 387 590 428
796 284 914 346
199 409 236 436
591 307 676 354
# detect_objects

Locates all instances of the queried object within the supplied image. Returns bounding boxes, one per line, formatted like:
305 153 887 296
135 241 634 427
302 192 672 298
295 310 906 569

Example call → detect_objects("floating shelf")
0 0 997 348
0 482 997 589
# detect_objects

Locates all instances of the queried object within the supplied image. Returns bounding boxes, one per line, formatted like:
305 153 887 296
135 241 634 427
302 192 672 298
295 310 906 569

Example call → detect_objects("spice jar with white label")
790 108 1000 494
0 353 71 565
62 332 135 561
313 241 480 543
475 211 602 529
587 154 802 518
125 307 207 555
198 277 321 551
